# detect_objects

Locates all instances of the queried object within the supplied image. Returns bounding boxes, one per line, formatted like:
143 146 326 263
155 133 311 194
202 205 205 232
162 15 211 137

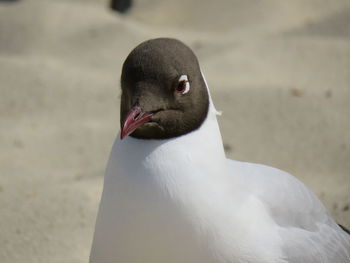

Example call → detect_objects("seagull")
90 38 350 263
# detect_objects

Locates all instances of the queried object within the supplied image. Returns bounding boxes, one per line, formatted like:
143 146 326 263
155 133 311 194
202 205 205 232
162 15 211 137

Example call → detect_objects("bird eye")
176 75 190 94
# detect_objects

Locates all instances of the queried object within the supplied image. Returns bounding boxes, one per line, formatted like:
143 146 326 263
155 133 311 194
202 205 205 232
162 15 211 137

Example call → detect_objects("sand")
0 0 349 262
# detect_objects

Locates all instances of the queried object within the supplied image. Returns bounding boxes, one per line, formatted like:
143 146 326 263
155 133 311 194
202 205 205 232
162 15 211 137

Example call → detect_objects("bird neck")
109 108 227 205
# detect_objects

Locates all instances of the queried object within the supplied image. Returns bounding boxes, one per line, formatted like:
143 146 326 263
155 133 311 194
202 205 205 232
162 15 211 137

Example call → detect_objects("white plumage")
90 73 350 262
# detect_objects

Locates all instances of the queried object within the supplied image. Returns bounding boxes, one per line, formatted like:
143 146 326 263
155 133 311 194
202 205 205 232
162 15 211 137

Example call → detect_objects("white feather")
90 74 350 263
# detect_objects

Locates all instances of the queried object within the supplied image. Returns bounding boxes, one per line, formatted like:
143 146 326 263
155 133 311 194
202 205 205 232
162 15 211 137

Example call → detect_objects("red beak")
120 106 154 140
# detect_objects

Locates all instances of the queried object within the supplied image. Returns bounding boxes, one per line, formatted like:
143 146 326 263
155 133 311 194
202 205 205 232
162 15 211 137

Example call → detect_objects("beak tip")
120 131 126 140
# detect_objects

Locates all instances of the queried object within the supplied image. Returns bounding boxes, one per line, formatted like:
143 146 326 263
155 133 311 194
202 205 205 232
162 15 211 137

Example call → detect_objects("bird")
90 38 350 263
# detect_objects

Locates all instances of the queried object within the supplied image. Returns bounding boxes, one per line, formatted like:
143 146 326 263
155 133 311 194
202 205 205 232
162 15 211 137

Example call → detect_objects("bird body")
90 38 350 263
91 101 284 262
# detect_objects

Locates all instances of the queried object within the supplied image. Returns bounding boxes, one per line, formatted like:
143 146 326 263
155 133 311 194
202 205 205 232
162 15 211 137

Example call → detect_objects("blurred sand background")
0 0 349 262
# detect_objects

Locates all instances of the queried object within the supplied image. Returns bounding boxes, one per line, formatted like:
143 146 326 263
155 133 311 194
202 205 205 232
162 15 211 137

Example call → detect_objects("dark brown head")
120 38 209 140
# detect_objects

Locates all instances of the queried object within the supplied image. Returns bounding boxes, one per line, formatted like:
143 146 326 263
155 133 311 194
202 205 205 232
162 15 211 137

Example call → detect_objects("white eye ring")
177 75 190 94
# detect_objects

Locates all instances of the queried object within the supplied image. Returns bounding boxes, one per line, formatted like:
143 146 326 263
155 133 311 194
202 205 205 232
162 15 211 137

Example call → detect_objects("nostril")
130 105 142 120
133 112 142 120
